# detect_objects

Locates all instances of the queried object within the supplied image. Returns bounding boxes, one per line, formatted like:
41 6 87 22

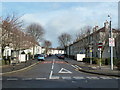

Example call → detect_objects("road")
2 55 120 89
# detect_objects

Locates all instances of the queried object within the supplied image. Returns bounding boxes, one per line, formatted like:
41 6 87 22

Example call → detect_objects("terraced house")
66 21 120 59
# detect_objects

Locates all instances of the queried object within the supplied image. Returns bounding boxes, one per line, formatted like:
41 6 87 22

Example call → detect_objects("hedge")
83 57 99 64
83 57 120 65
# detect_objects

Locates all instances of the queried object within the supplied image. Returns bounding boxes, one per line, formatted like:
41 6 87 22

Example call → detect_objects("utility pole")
108 15 114 70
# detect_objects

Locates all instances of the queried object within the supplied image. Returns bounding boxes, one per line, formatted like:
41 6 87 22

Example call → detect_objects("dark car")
34 54 40 59
57 54 65 59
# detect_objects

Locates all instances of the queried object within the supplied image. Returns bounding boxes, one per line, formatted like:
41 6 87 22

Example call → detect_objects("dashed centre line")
100 77 112 79
86 77 99 79
22 78 33 80
62 76 71 80
7 78 18 81
35 78 47 80
49 59 55 79
50 76 59 79
73 76 85 79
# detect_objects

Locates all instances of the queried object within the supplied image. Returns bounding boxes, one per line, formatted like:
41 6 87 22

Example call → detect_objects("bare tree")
58 33 72 48
26 23 44 42
58 33 72 54
74 26 92 57
26 23 45 58
43 40 52 54
75 26 92 41
1 14 23 64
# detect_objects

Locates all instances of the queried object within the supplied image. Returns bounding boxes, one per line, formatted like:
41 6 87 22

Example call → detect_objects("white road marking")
52 63 54 69
75 65 82 69
50 76 59 79
62 76 71 80
22 78 32 80
35 78 47 80
49 70 53 79
71 65 77 69
7 78 18 81
58 68 72 74
72 81 76 83
92 67 97 69
49 59 55 79
113 77 120 79
100 77 112 79
73 76 85 79
86 77 99 79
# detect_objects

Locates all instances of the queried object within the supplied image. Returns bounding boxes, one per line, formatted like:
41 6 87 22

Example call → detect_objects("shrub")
83 57 120 66
83 57 99 64
102 58 120 65
114 58 120 65
116 61 120 70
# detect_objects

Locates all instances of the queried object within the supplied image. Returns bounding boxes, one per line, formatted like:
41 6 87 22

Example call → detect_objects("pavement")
1 59 39 74
64 57 120 77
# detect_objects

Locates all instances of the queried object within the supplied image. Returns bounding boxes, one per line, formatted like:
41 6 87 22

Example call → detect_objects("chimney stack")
93 26 99 32
104 20 109 29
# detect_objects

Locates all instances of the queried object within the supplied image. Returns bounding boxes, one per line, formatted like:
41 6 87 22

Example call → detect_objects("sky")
1 2 118 48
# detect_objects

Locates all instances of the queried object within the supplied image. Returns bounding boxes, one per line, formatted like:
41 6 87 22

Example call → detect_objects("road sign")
90 50 92 52
98 42 103 48
109 38 115 47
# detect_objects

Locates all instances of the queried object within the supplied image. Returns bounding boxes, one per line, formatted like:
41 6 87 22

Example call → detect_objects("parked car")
37 54 45 61
57 54 65 59
44 54 48 58
34 54 40 59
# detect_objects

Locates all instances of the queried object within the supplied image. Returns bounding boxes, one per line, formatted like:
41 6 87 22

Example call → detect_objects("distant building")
41 47 64 55
48 48 64 55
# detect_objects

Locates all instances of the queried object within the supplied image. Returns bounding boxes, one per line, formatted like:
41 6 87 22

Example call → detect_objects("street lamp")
108 15 114 70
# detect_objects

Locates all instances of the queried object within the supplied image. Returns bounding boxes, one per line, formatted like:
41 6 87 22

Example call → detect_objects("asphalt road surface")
2 55 120 89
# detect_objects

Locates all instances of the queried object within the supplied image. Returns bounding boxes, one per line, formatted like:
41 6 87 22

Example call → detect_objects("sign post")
98 42 103 69
99 48 102 68
108 15 114 70
109 38 115 70
90 48 92 64
89 44 92 65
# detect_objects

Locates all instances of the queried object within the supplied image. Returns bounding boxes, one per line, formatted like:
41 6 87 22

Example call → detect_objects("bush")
102 58 120 65
114 58 120 65
83 57 120 66
83 57 99 64
69 55 75 59
116 61 120 70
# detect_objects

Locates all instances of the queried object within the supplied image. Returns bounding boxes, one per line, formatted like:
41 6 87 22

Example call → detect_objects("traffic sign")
109 38 115 47
90 50 92 52
98 42 103 48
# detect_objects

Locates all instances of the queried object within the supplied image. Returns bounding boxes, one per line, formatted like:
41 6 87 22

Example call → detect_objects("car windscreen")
38 54 44 57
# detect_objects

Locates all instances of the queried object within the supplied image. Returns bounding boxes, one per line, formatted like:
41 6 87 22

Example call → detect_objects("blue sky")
2 2 118 47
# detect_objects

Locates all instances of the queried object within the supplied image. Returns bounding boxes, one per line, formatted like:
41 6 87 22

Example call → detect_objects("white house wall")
3 46 12 56
47 49 64 55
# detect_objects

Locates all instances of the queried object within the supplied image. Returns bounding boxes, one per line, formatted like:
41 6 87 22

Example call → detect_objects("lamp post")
108 15 114 70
